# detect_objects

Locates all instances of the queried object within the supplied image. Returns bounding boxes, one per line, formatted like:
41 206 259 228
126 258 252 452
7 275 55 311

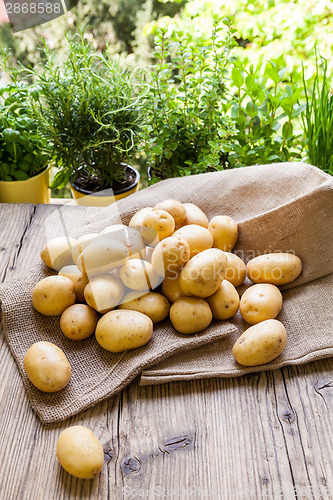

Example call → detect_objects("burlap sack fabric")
0 162 332 422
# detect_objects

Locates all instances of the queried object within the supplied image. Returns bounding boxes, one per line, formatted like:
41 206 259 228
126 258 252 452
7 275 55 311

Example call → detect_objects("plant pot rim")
0 164 51 185
70 164 140 197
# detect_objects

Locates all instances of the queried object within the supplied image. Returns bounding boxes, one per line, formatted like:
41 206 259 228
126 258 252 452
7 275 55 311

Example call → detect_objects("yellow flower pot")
70 165 140 207
0 166 51 204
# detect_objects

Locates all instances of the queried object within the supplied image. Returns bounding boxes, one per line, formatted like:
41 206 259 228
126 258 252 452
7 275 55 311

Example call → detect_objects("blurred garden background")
0 0 332 199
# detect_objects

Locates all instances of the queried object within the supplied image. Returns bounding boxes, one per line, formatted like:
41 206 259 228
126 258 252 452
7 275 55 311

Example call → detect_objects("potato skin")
232 319 287 366
247 253 302 285
101 226 145 259
32 276 76 316
40 236 77 271
154 199 186 227
179 248 227 298
77 238 129 276
119 259 160 291
208 216 238 252
240 284 283 325
23 341 71 392
225 253 246 287
60 304 99 340
181 203 209 228
95 310 153 352
151 236 190 277
140 209 175 245
206 280 240 320
56 426 104 479
170 297 212 334
58 265 89 302
118 292 170 323
84 274 124 313
161 273 186 304
173 224 213 258
71 234 99 265
129 207 153 229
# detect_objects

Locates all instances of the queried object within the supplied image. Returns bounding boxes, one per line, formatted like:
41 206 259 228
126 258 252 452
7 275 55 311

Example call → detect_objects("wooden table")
0 203 332 500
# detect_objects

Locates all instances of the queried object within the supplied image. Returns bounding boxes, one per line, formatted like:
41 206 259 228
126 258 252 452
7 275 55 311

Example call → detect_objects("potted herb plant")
0 71 51 204
29 28 144 206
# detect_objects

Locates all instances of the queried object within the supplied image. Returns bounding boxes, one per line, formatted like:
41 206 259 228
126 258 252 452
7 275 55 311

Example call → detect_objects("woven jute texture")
0 162 332 421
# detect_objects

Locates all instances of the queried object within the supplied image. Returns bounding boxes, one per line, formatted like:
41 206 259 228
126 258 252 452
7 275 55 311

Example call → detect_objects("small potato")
232 319 287 366
153 200 186 227
161 273 187 304
40 236 77 271
95 310 153 352
23 341 71 392
119 259 161 291
181 203 209 228
224 253 246 287
101 226 145 259
58 265 89 302
119 292 170 323
140 209 175 245
170 298 212 334
84 274 124 313
32 276 76 316
129 207 153 228
206 280 240 320
60 304 99 340
247 253 302 285
71 234 99 265
179 248 227 298
57 426 104 479
77 238 129 276
173 224 213 258
240 284 283 325
151 236 190 277
208 216 238 252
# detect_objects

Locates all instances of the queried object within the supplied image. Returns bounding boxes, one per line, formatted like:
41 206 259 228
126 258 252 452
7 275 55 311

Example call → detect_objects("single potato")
151 236 190 277
84 273 124 313
170 297 212 334
77 238 129 276
23 341 71 392
179 248 227 298
173 224 213 258
208 216 238 252
57 426 104 479
206 280 240 320
129 207 153 229
247 253 302 285
58 265 89 302
232 319 287 366
153 200 186 227
32 276 76 316
40 236 77 271
140 209 175 245
101 225 145 259
161 273 187 304
181 203 209 228
224 253 246 287
71 234 99 265
240 284 283 325
118 292 170 323
119 259 160 291
95 310 153 352
60 304 99 340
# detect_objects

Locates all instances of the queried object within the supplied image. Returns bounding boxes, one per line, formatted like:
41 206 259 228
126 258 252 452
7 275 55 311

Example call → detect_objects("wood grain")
0 203 332 500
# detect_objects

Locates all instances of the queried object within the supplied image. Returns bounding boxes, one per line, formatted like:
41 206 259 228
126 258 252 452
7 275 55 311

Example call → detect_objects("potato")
173 224 213 258
151 236 190 277
101 225 145 259
224 253 246 287
153 199 186 227
119 259 160 291
71 234 99 265
161 273 187 304
247 253 302 285
56 426 104 479
58 265 89 302
40 236 77 271
95 310 153 352
84 273 124 313
100 223 128 235
240 284 283 325
208 216 238 252
144 246 154 263
140 209 175 245
179 248 227 298
23 341 71 392
206 280 240 320
232 319 287 366
170 297 212 334
32 276 76 316
181 203 209 228
129 207 153 228
60 304 99 340
118 292 170 323
77 238 129 276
